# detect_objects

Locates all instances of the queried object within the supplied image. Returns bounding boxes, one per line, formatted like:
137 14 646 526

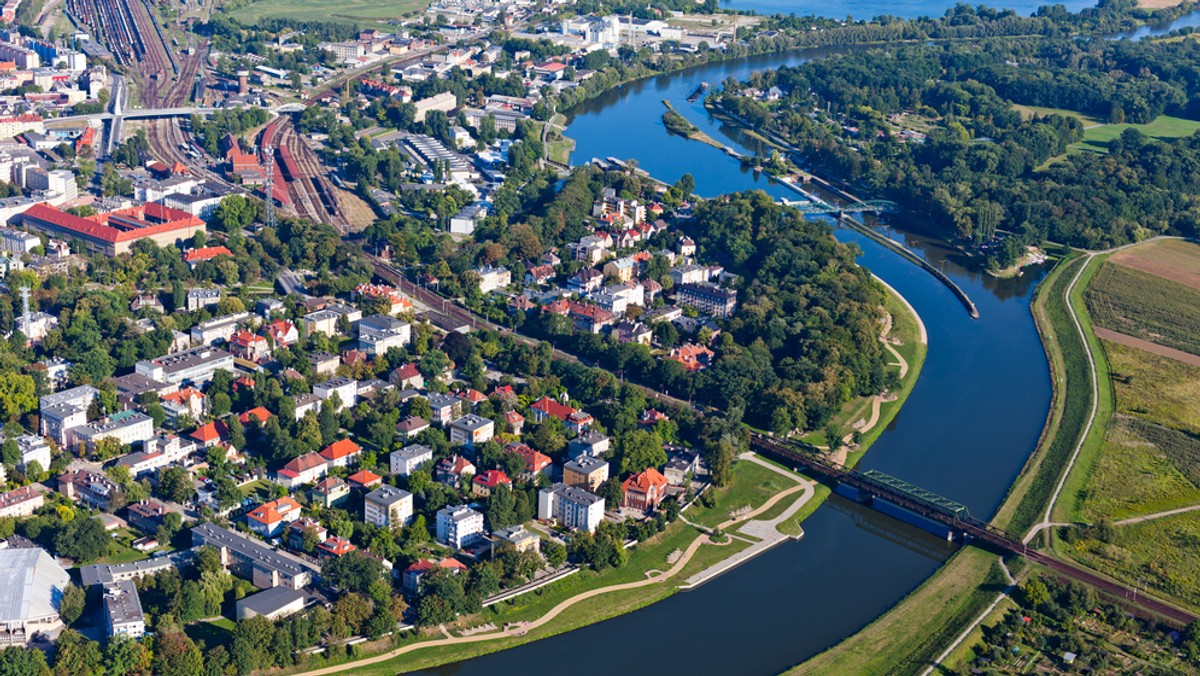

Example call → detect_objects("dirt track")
1096 327 1200 368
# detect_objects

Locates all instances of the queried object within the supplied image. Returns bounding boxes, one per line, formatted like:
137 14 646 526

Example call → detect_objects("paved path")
921 558 1016 676
1115 503 1200 526
1025 252 1101 545
290 532 713 676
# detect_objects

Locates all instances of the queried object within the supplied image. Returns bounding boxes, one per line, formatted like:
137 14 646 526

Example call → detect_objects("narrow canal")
421 9 1199 674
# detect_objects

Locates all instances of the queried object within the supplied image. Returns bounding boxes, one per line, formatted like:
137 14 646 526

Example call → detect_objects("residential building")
57 470 124 511
228 330 270 362
473 265 511 294
286 518 327 551
102 580 145 638
675 282 737 318
436 504 485 549
191 523 319 590
401 558 467 593
79 555 182 587
246 497 303 538
492 525 539 555
568 432 610 459
426 393 462 426
613 320 651 345
471 469 512 497
504 410 525 435
186 288 221 311
73 410 154 454
664 449 700 486
319 438 361 468
413 91 457 123
160 387 206 422
317 536 357 559
191 312 253 346
189 420 229 448
396 416 430 440
236 586 306 621
357 314 411 356
302 310 340 338
308 477 349 509
0 486 45 518
602 257 637 283
390 444 433 476
13 435 51 473
38 385 97 446
449 203 487 235
388 363 424 389
135 346 234 386
538 483 605 532
275 452 328 489
667 343 715 371
622 467 670 511
313 377 358 411
435 455 475 486
448 414 494 448
508 443 551 480
353 283 411 315
564 455 609 492
363 485 413 528
126 500 169 535
529 396 575 424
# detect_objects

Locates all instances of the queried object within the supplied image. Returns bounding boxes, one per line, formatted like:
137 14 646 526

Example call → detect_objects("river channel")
421 11 1195 674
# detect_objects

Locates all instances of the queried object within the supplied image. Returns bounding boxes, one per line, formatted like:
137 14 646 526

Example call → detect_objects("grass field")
1086 261 1200 356
186 616 236 649
1107 339 1200 435
1013 104 1102 127
227 0 427 26
1077 415 1200 521
685 459 800 529
1069 511 1200 612
793 548 1006 675
1071 115 1200 153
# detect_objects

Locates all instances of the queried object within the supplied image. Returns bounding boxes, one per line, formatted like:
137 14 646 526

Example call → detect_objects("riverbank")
661 100 725 150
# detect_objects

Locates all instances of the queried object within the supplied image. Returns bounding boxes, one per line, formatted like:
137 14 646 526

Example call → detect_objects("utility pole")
262 144 277 229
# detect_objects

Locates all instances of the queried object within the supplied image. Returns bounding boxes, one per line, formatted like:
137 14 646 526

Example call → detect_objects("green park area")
1072 115 1200 152
227 0 428 27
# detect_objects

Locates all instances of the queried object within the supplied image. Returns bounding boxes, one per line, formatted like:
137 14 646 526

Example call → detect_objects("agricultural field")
227 0 428 27
1108 238 1200 290
1071 115 1200 153
1077 415 1200 522
1106 339 1200 436
1085 260 1200 357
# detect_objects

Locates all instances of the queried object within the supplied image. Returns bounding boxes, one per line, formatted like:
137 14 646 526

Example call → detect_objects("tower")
18 285 30 337
237 70 249 95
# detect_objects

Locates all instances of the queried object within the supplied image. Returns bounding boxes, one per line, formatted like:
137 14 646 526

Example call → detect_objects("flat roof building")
235 586 306 621
102 580 145 638
192 523 319 590
0 547 71 645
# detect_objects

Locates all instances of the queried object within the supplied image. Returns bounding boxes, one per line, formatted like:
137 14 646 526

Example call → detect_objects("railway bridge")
749 433 1197 626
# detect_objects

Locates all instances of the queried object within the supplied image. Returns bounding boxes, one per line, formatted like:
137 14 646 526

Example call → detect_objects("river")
417 10 1196 675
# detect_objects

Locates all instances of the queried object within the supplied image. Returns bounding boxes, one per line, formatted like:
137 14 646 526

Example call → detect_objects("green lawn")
684 459 800 529
186 616 235 650
1072 115 1200 153
1013 104 1103 127
227 0 429 26
238 479 275 501
1106 339 1200 435
1077 415 1200 522
1069 511 1200 612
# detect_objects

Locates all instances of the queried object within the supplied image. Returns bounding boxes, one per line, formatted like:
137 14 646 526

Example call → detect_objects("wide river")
420 8 1195 675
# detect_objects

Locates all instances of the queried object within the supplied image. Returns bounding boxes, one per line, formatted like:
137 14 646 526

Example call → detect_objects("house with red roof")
229 330 270 362
667 343 715 371
265 319 298 346
189 420 229 448
317 535 357 559
504 410 525 435
402 557 467 593
347 470 382 490
276 452 329 489
507 443 551 479
435 455 476 486
246 496 302 537
389 363 424 389
455 388 487 409
160 388 206 421
622 467 670 511
286 517 328 550
319 439 362 468
529 396 576 424
309 476 348 508
639 409 669 429
565 410 594 436
184 246 233 269
238 407 272 426
472 469 513 497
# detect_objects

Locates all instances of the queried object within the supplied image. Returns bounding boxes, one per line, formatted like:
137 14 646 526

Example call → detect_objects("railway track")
275 118 349 230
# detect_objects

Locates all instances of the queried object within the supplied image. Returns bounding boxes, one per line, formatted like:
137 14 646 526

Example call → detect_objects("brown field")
1096 327 1200 368
1109 239 1200 290
1138 0 1185 8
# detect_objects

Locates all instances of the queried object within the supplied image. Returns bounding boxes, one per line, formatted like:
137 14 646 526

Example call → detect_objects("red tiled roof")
22 203 204 245
312 477 346 494
320 438 361 462
280 452 327 476
318 535 356 556
190 420 228 443
473 469 512 489
239 407 272 425
161 387 203 404
531 396 575 421
623 467 669 495
184 246 232 262
347 470 381 486
247 497 301 525
393 363 421 381
405 557 468 574
508 443 550 472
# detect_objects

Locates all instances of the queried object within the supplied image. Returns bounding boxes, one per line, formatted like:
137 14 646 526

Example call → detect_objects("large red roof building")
20 203 205 256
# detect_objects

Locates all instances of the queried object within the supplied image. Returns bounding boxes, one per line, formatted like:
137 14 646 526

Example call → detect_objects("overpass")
779 197 898 215
749 433 1197 626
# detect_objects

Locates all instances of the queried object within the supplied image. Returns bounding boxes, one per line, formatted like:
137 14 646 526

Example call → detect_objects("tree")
157 466 196 504
53 630 102 676
0 372 36 422
617 430 666 475
0 646 49 675
486 484 517 530
55 517 110 561
156 511 183 545
1021 578 1051 609
153 632 203 676
105 634 152 676
60 584 85 625
675 173 695 199
543 540 567 568
332 593 372 635
231 615 274 675
323 551 386 595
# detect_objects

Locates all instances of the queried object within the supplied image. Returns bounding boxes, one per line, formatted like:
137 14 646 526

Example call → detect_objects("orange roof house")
529 396 576 423
238 406 272 425
246 497 302 536
189 420 229 447
319 439 362 467
622 467 669 511
317 535 357 558
347 470 383 489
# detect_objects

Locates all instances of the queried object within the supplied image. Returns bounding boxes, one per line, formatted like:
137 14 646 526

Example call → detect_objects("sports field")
228 0 428 26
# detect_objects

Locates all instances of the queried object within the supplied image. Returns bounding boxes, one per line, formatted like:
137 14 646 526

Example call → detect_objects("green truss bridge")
780 198 898 215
